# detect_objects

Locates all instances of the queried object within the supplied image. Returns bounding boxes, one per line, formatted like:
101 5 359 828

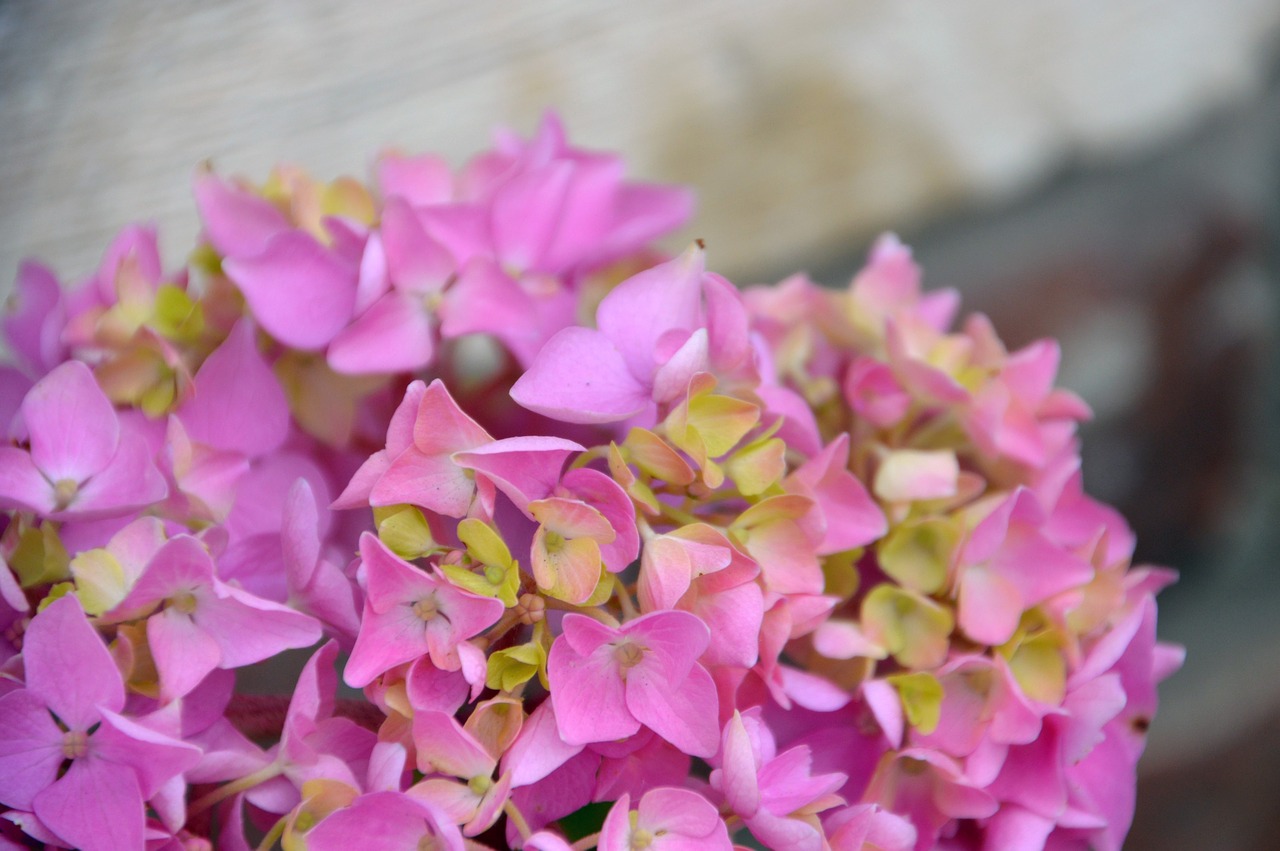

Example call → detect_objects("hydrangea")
0 114 1181 851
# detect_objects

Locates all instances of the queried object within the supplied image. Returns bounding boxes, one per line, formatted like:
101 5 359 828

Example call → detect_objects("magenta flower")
103 535 322 700
547 610 720 757
0 361 166 519
344 533 504 686
598 787 732 851
0 596 200 851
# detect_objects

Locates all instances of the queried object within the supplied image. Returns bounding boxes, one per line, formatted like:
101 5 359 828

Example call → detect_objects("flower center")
169 591 198 615
413 596 440 621
467 774 493 796
483 563 506 585
417 835 445 851
629 829 655 850
613 641 645 669
3 617 27 650
61 730 88 760
52 478 79 510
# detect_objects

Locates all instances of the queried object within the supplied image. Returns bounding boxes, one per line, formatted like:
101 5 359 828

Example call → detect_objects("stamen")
413 596 440 621
52 478 79 511
61 730 88 759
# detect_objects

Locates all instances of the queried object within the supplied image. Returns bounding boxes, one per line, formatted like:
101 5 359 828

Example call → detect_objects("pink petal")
381 198 454 294
547 639 638 746
199 583 322 668
327 290 434 375
178 319 289 458
626 610 710 683
510 327 650 424
503 701 584 787
595 246 705 385
3 261 65 376
34 758 144 851
413 712 494 779
66 431 168 519
638 786 722 837
223 231 358 350
282 479 322 590
92 708 201 798
148 608 222 700
958 566 1024 647
718 713 761 817
23 361 118 483
377 152 453 207
625 662 719 758
23 595 124 731
453 435 583 511
413 379 492 456
491 162 573 272
0 691 63 810
0 447 54 514
193 172 290 258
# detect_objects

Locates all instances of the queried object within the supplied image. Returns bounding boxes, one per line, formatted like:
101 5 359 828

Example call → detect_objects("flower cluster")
0 115 1180 851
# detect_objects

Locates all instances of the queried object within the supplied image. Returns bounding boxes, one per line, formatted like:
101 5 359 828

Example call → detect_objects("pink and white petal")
625 662 719 758
178 319 289 458
23 361 118 483
33 759 144 851
651 328 709 405
0 691 64 810
547 642 638 747
148 609 222 701
225 451 331 540
509 327 649 424
559 613 622 657
23 596 124 730
327 291 434 375
223 231 358 350
0 447 54 515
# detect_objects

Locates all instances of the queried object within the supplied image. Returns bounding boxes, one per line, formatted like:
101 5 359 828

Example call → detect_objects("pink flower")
547 610 720 757
511 244 749 424
103 535 322 700
0 361 167 519
598 787 731 851
0 597 200 851
712 710 847 851
344 533 504 687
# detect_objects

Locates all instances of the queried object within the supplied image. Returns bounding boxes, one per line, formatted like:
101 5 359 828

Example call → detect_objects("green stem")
504 799 533 841
189 762 283 816
255 814 288 851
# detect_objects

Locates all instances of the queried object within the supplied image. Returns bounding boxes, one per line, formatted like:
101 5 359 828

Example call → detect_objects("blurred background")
3 1 1279 846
